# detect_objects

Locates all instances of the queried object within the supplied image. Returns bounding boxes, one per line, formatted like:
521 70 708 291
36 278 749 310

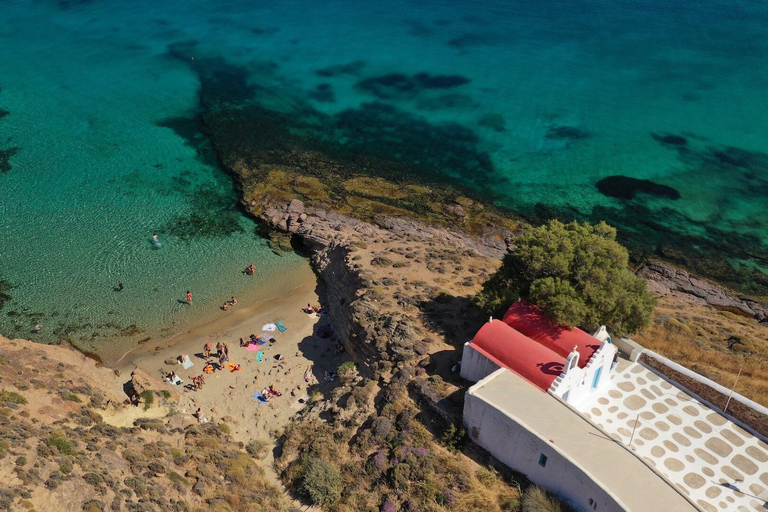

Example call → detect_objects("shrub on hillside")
300 458 343 506
522 485 562 512
475 220 655 334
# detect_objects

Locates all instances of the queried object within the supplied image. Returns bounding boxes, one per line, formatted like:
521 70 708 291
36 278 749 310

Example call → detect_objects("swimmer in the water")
152 233 159 242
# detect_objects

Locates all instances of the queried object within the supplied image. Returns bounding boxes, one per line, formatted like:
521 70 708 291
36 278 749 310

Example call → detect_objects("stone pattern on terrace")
579 363 768 512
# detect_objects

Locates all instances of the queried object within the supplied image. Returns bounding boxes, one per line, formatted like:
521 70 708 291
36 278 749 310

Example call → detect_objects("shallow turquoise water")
1 0 767 348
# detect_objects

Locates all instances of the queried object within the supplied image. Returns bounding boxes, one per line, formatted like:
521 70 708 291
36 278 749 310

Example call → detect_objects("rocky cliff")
256 196 504 377
639 260 768 321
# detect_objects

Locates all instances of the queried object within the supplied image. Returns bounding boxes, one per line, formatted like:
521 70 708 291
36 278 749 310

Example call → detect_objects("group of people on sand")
221 296 237 311
303 303 324 314
191 374 206 390
203 341 230 365
244 263 256 276
259 384 282 402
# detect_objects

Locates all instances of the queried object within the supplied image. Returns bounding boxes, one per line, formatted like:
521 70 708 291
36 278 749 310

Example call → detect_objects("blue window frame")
592 367 603 389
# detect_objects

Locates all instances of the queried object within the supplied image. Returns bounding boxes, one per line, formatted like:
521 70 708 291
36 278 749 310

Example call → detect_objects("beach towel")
256 351 264 362
276 321 287 332
262 323 277 332
251 393 269 403
245 344 260 352
181 357 194 370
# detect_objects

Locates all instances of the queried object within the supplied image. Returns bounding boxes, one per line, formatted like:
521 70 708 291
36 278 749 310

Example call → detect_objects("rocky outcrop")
638 260 768 321
253 195 500 377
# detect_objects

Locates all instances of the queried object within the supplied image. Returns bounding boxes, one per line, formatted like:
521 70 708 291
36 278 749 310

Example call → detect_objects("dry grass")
632 297 768 406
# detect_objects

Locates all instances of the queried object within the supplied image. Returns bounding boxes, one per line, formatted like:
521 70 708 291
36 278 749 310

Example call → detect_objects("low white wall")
465 374 623 512
640 350 768 442
614 337 644 361
460 342 500 382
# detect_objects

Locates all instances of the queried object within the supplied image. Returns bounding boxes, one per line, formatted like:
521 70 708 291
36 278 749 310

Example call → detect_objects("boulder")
287 199 305 214
128 368 155 398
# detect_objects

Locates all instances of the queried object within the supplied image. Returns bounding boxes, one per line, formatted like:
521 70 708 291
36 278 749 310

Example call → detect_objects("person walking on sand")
204 342 212 359
216 342 223 359
186 290 192 304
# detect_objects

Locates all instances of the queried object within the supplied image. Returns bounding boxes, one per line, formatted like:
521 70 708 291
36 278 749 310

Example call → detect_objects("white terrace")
578 363 768 512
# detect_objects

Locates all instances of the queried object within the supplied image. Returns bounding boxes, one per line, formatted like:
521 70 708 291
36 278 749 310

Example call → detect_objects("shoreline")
108 270 317 369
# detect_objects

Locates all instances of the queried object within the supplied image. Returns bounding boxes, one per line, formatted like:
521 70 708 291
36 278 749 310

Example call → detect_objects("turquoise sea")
1 0 768 356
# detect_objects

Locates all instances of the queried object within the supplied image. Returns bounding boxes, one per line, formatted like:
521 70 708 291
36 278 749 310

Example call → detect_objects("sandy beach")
112 271 342 491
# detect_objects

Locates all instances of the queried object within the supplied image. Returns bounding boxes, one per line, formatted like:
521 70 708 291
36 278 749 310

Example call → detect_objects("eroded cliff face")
254 196 504 377
639 260 768 322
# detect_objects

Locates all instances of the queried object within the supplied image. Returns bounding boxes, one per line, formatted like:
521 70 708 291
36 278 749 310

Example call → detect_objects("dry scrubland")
0 337 289 512
633 297 768 406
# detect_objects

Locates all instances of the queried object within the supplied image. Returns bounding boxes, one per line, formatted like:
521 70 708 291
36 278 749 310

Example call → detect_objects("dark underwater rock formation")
356 72 470 100
546 125 590 141
596 175 681 200
651 133 687 146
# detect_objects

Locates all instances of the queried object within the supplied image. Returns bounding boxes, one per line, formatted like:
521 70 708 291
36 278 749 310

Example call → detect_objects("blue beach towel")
251 393 268 403
256 351 264 362
276 321 287 332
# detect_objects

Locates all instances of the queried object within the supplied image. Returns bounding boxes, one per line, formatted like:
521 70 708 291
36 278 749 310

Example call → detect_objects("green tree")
475 220 655 334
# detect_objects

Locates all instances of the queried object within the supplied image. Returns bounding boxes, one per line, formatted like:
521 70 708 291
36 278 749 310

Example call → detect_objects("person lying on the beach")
203 363 214 374
167 371 183 385
323 371 337 382
228 363 242 372
260 388 272 402
267 384 282 397
303 365 315 383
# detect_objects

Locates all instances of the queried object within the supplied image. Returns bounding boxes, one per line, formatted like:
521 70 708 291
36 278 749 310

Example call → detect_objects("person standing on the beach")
204 342 212 359
216 342 223 358
186 290 192 304
223 343 230 360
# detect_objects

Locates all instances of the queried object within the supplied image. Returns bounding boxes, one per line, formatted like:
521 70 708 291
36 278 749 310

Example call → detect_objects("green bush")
0 389 27 405
49 435 76 455
522 485 562 512
475 220 655 334
300 458 343 506
139 390 154 410
441 423 467 452
161 390 171 399
246 439 268 459
65 393 82 403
